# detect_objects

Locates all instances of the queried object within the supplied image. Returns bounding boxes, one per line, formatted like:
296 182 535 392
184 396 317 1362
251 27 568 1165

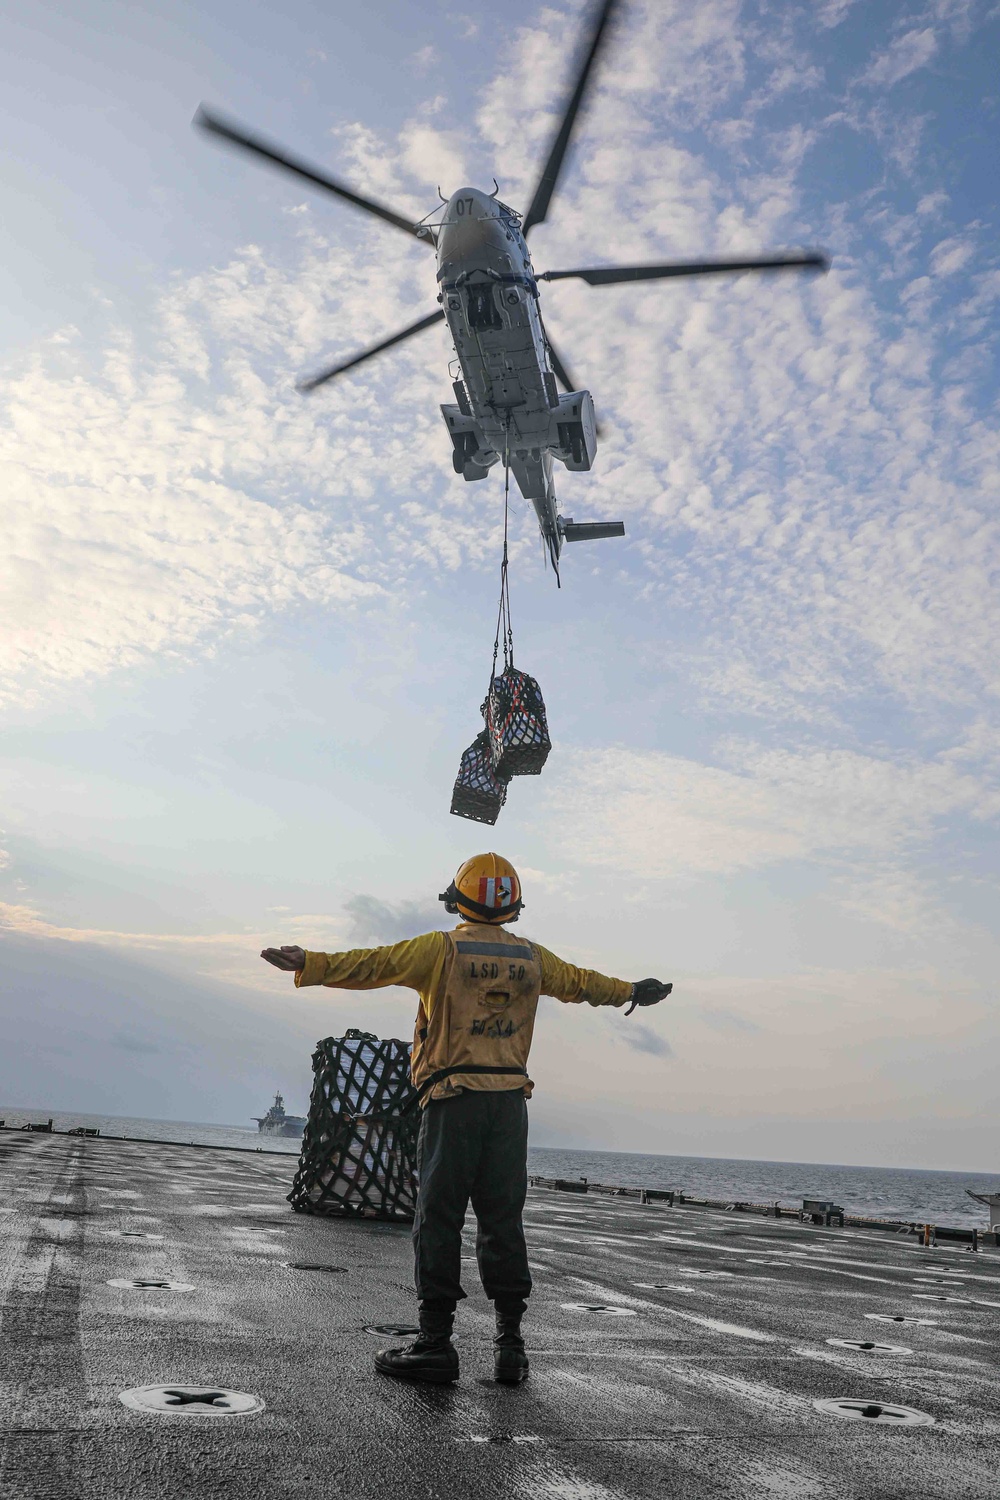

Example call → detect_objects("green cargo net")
288 1029 419 1222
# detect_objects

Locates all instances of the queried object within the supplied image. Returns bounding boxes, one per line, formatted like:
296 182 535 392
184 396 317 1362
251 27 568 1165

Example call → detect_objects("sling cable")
450 420 551 824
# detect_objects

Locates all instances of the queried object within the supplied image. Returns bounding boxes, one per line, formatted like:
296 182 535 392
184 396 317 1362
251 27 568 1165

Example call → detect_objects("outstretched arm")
261 946 306 971
624 978 673 1015
260 932 444 992
534 943 671 1013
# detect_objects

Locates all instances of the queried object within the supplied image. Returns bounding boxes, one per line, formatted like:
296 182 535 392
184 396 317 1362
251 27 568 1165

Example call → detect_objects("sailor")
261 852 671 1386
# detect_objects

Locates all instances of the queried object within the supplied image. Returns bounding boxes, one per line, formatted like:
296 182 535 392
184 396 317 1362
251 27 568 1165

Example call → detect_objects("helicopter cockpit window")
466 283 503 332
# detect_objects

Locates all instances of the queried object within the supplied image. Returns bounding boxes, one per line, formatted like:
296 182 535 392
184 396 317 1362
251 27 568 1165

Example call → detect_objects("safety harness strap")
345 1064 529 1124
411 1062 529 1102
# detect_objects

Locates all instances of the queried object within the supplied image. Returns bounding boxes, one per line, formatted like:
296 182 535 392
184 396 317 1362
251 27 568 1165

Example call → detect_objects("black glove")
625 978 672 1017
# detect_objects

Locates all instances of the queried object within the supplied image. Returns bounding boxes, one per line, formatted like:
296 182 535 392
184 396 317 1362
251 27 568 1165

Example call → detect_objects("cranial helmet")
439 853 523 924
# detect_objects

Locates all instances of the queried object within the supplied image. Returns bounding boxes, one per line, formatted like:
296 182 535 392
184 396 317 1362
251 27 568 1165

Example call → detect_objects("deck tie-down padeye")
451 429 551 824
106 1278 194 1292
118 1384 265 1416
561 1302 636 1315
813 1398 934 1426
826 1338 911 1354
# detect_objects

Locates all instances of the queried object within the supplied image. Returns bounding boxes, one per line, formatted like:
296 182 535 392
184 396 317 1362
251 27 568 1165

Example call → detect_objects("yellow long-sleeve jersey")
295 922 632 1101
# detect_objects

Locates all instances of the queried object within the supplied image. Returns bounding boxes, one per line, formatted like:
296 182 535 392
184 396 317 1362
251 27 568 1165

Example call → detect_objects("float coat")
295 922 632 1101
296 921 634 1315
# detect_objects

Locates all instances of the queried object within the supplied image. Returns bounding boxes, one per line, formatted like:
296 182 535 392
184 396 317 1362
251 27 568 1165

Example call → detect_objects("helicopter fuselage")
196 0 823 584
435 188 597 568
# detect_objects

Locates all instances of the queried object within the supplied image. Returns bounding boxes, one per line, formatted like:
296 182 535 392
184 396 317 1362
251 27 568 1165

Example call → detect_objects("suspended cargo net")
449 421 552 822
287 1029 419 1221
486 666 551 778
450 729 509 824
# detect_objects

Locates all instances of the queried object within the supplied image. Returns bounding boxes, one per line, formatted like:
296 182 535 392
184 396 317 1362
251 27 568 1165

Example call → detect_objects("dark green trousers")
413 1088 531 1309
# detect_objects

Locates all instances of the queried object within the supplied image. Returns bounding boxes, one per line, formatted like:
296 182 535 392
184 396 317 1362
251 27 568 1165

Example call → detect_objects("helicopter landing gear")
452 433 479 472
451 432 497 481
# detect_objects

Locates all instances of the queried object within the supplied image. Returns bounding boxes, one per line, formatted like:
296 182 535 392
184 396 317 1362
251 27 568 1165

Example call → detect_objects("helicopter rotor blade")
545 334 579 394
545 331 608 437
297 309 445 392
194 106 435 248
521 0 620 238
538 252 830 286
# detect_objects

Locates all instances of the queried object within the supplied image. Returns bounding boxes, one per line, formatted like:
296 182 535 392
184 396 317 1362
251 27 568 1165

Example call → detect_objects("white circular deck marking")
636 1282 702 1293
865 1313 937 1326
561 1303 636 1316
119 1385 264 1415
106 1278 194 1292
827 1338 911 1354
814 1398 934 1426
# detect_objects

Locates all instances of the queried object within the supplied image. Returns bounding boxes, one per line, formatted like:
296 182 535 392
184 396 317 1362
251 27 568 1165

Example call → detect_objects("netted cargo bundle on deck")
450 729 509 825
287 1029 419 1221
486 666 551 779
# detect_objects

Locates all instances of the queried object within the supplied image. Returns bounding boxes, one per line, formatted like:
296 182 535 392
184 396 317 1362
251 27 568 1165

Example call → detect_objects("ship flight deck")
2 1129 999 1499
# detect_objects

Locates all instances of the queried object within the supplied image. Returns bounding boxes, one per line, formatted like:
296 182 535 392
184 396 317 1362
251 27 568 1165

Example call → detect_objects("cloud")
817 0 859 26
699 1008 762 1034
343 894 447 945
541 740 999 937
930 234 976 275
449 12 479 41
0 228 508 704
618 1022 673 1057
1 305 382 701
861 28 938 88
411 44 438 74
2 0 998 972
545 743 994 882
0 927 323 1122
0 899 350 993
111 1033 168 1055
1 0 996 758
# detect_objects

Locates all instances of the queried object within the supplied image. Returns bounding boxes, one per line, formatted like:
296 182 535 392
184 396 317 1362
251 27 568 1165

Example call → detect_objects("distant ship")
253 1091 306 1138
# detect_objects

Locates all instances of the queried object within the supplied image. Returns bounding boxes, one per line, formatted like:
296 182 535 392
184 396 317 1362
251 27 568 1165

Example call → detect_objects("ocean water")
527 1146 1000 1230
3 1104 997 1228
0 1105 303 1156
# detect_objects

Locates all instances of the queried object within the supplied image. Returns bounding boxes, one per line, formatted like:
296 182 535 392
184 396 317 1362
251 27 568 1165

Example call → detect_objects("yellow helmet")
439 853 523 924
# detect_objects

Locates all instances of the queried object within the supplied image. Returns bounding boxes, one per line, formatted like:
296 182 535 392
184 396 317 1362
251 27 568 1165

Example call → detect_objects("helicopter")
196 0 827 581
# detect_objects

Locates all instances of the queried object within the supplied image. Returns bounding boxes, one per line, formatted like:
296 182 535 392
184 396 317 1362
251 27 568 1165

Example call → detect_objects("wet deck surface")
2 1131 999 1499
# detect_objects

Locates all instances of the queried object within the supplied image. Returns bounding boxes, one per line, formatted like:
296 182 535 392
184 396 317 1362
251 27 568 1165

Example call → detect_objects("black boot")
494 1300 529 1385
375 1301 459 1384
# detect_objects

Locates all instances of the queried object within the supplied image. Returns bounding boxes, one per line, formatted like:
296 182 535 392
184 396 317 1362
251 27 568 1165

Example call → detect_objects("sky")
2 0 999 1172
